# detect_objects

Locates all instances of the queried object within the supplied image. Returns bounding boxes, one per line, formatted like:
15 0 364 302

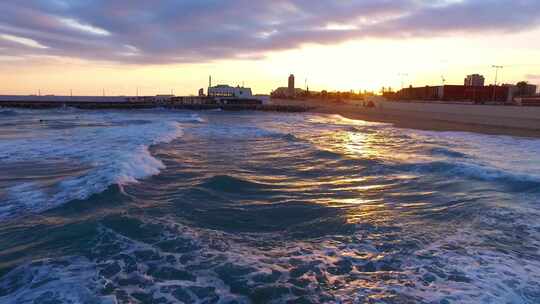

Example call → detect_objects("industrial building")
395 85 510 103
504 83 538 98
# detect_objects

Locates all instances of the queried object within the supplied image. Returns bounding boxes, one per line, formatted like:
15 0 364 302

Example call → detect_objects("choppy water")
1 108 540 304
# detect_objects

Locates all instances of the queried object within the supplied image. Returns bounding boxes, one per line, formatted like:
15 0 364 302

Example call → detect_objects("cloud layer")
1 0 539 64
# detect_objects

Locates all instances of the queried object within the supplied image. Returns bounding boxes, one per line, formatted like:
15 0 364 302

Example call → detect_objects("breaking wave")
0 112 186 219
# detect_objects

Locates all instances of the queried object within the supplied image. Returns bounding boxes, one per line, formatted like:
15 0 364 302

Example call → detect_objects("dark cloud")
0 0 539 64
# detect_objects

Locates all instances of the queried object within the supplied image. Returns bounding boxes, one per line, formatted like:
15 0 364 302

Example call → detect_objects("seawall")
0 100 311 113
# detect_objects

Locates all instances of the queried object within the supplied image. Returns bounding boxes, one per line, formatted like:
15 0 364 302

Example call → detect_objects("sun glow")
1 29 539 95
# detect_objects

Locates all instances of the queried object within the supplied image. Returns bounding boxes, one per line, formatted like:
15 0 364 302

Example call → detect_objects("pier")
0 97 312 113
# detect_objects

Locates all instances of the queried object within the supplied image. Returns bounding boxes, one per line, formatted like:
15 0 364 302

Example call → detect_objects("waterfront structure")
0 95 130 103
208 85 253 99
155 95 174 102
464 74 485 87
288 74 295 97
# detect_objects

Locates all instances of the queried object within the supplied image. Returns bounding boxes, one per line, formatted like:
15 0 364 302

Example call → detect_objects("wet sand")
272 98 540 138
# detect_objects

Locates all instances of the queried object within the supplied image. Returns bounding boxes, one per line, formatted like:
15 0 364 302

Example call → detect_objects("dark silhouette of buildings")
288 74 295 97
464 74 485 87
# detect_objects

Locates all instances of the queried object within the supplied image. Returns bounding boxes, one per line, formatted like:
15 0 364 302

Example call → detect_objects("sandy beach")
272 98 540 138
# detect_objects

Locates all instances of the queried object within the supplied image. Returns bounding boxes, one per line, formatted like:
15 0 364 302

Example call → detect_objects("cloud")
0 34 49 49
0 0 539 64
58 18 111 36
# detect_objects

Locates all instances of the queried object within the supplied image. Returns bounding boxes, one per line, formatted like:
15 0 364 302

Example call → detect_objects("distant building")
271 87 306 99
271 74 300 98
395 85 509 103
518 83 537 96
208 85 253 99
503 82 538 102
464 74 485 87
198 88 205 96
288 74 295 97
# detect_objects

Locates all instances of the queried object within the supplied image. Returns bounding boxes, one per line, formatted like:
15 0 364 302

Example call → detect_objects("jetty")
0 96 311 113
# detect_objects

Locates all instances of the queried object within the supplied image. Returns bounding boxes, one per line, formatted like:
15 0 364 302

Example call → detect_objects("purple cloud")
0 0 539 64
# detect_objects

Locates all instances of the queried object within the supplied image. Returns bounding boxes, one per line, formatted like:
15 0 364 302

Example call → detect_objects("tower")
288 74 295 98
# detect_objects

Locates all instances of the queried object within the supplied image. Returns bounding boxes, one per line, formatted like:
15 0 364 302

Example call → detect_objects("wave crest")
0 117 184 220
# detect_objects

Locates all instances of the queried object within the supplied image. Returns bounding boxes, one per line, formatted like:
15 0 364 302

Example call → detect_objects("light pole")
492 65 503 86
398 73 409 90
492 65 503 101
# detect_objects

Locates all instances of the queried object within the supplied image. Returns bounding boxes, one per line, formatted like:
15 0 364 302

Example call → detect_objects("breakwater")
0 100 311 113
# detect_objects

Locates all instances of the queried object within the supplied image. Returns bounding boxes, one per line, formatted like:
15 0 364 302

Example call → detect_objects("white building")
208 85 253 99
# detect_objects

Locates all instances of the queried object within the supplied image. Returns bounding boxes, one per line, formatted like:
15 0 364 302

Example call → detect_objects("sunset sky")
1 0 540 96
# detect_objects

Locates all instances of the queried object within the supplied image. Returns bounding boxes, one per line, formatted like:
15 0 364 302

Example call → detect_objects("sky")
1 0 540 96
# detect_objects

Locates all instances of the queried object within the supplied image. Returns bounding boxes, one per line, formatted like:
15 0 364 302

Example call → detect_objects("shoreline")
272 98 540 138
2 97 540 138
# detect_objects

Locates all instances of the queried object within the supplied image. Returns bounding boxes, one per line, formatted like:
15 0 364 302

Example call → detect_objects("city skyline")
1 1 540 95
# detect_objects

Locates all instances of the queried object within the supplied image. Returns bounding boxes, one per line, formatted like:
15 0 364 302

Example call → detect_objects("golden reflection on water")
306 120 422 226
309 120 386 161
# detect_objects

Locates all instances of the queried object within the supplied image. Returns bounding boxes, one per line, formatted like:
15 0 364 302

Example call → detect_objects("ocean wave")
0 110 18 116
197 175 279 193
394 160 540 191
265 132 304 143
310 149 344 160
429 147 468 158
0 117 184 220
0 257 114 304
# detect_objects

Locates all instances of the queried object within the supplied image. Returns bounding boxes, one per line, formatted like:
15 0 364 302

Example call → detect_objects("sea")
0 108 539 304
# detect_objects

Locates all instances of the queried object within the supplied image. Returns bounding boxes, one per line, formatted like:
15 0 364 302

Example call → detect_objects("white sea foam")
0 111 187 219
0 257 116 304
